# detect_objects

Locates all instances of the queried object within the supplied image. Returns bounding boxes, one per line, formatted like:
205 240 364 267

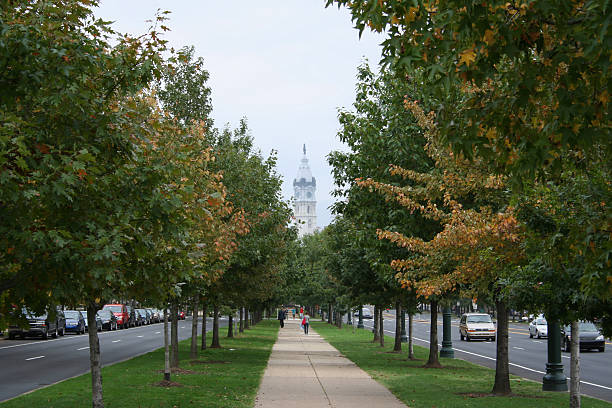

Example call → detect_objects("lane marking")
562 356 570 359
112 340 121 343
77 346 89 351
180 327 185 329
137 336 143 338
155 331 161 334
25 355 45 361
513 347 525 350
363 323 612 391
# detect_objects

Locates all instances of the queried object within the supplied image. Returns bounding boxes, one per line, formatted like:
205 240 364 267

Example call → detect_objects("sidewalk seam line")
302 331 334 408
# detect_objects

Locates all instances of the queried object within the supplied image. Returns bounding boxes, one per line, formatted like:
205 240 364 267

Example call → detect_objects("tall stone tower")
293 144 317 236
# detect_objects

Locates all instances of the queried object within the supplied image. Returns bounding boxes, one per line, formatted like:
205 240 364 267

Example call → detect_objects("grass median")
1 320 278 408
311 321 611 408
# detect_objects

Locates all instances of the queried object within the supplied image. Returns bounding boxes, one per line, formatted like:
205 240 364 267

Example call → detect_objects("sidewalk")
255 319 406 408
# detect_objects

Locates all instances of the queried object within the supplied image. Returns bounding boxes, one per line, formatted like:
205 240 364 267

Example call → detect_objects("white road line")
365 324 612 391
513 347 525 350
180 327 185 329
77 346 89 351
562 356 570 359
112 340 121 343
137 335 143 338
25 355 45 361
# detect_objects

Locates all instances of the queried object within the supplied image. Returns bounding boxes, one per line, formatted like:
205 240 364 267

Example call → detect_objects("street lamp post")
357 305 364 329
440 307 454 358
400 309 407 343
347 308 352 325
542 320 568 391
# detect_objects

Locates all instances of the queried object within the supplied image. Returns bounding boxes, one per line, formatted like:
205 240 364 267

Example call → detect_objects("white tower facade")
293 145 317 236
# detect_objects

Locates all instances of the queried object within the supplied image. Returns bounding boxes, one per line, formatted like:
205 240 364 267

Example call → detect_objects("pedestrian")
292 309 295 319
278 308 286 328
300 306 304 320
303 312 310 335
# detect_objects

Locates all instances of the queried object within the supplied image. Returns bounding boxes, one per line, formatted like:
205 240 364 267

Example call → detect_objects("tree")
359 99 523 391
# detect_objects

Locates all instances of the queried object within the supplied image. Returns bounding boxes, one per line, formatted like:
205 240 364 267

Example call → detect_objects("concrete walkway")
255 319 406 408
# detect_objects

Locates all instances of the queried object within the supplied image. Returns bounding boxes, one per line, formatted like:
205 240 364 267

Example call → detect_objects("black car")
64 310 86 334
562 321 605 352
8 309 66 340
83 311 102 332
96 309 118 331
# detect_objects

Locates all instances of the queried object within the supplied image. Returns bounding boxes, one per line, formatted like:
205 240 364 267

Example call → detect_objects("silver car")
529 316 548 338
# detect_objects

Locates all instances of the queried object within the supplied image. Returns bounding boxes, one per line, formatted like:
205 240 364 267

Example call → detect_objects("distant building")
293 145 317 236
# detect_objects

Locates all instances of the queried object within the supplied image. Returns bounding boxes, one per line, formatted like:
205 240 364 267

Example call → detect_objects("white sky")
94 1 383 227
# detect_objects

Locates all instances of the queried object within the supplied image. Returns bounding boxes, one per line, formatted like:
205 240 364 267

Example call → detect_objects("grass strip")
1 320 278 408
311 321 611 408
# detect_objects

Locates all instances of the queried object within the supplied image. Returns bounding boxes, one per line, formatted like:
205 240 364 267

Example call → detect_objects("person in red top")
299 307 304 319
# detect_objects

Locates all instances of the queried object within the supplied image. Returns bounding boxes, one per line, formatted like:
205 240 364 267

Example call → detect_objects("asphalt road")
0 317 228 402
356 312 612 402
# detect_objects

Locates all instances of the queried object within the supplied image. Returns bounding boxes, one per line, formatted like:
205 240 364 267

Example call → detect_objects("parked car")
64 310 86 334
96 310 118 331
126 306 137 328
102 304 129 329
8 308 65 340
146 308 157 323
150 309 161 323
562 322 605 352
136 309 148 325
459 313 496 341
529 316 548 338
83 311 102 332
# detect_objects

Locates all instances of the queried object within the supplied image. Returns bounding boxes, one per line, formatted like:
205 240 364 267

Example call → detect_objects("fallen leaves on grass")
153 380 183 388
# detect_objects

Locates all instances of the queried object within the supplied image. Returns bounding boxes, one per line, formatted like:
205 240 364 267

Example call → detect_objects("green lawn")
311 321 611 408
1 320 278 408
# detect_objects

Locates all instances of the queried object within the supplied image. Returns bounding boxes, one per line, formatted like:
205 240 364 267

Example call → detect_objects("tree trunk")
379 306 384 347
200 301 207 351
327 304 332 324
394 301 402 352
190 296 199 359
337 311 342 328
86 302 104 408
163 307 171 380
210 304 221 348
373 305 380 342
170 302 179 368
239 307 244 333
570 321 581 408
227 314 234 338
424 300 441 368
492 299 511 394
408 313 415 359
244 308 250 330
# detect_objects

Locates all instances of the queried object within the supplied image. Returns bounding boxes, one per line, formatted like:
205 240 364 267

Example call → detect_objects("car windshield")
64 311 81 319
97 310 110 318
103 306 122 313
536 318 547 325
467 315 492 323
579 322 598 332
362 308 371 314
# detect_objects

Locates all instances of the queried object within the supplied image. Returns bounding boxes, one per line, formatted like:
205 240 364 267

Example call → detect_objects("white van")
459 313 496 341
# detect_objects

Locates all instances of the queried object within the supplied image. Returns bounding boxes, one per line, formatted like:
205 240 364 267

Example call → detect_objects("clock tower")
293 145 317 236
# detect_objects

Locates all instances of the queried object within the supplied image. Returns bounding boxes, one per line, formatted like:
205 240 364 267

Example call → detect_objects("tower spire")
303 144 306 155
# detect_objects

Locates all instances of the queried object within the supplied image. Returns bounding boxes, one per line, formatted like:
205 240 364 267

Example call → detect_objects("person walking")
302 312 310 335
277 308 286 328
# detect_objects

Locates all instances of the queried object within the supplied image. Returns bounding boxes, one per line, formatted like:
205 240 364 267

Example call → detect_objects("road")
355 312 612 402
0 317 228 402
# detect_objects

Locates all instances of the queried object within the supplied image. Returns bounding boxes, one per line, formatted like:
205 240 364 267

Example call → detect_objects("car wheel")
529 331 533 338
52 328 58 338
537 330 541 339
8 332 15 340
491 337 496 342
460 332 464 341
41 330 48 340
564 338 571 352
60 327 65 336
599 346 605 352
466 334 471 342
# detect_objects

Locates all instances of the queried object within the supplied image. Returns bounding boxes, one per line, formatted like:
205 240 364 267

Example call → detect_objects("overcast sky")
94 1 383 227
